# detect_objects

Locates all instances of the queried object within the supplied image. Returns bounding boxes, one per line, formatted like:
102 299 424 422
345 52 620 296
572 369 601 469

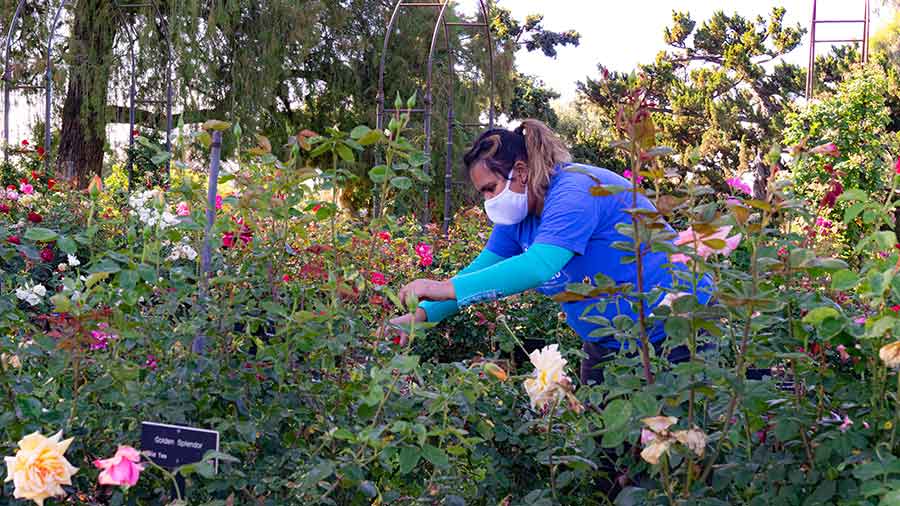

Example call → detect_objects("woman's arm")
418 248 505 322
451 243 573 306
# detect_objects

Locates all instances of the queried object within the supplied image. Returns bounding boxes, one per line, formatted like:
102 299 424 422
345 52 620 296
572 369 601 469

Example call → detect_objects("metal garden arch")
2 0 174 178
376 0 497 234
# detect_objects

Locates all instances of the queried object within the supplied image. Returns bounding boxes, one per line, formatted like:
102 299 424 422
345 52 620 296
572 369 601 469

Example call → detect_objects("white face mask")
484 177 529 225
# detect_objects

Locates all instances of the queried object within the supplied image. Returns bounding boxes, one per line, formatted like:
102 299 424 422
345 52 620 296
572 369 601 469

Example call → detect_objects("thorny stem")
699 236 760 484
628 134 653 384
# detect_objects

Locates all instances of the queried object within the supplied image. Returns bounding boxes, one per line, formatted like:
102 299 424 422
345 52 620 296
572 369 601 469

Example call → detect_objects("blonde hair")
515 119 572 213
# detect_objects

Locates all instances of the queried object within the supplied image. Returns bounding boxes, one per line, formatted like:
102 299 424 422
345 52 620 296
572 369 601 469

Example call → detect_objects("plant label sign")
140 421 220 471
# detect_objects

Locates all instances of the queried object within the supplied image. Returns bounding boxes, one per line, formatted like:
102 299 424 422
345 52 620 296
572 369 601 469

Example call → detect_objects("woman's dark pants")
580 340 696 386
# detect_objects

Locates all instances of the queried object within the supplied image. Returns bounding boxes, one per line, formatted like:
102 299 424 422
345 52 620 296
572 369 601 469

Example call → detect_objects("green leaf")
398 446 420 474
844 202 867 223
203 119 232 131
408 151 428 167
350 125 371 140
831 270 859 291
880 490 900 506
369 165 388 183
151 152 171 166
836 188 868 203
336 143 355 162
23 227 58 242
869 316 898 338
875 231 898 250
631 392 658 416
802 307 840 325
808 480 836 505
774 419 798 441
117 270 139 290
85 272 110 289
602 399 632 431
358 129 382 146
422 444 449 469
57 236 77 255
390 176 412 190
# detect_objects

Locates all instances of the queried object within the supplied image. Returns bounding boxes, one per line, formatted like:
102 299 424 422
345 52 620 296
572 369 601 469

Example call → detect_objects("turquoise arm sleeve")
451 243 574 307
419 249 505 322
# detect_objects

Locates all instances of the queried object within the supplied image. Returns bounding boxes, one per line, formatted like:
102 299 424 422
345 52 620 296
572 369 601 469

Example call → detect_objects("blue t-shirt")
485 163 713 348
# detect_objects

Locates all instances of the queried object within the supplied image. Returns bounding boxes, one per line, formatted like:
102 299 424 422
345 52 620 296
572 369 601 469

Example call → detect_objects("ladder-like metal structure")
2 0 174 178
376 0 497 233
806 0 871 98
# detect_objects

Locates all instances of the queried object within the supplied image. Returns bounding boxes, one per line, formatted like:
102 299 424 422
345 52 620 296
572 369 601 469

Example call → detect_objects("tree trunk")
55 0 116 188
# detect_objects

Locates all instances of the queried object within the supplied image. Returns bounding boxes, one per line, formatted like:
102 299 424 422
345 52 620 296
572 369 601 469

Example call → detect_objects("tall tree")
578 8 805 195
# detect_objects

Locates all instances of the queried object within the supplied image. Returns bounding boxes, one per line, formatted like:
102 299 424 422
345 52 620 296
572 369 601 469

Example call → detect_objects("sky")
504 0 897 102
4 1 896 150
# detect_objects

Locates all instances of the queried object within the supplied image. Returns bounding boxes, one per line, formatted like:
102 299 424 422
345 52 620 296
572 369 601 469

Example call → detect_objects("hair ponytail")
463 118 571 214
515 119 572 213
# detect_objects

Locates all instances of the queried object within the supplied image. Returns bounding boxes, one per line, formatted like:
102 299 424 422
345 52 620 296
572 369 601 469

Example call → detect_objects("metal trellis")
376 0 496 234
2 0 175 178
806 0 871 98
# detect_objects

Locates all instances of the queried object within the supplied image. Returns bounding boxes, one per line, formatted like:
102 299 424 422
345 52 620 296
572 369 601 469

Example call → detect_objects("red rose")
282 274 292 282
222 232 236 249
27 212 42 223
36 146 45 157
40 247 54 262
20 139 28 146
0 203 9 213
892 305 900 313
312 204 322 213
47 178 56 190
369 271 387 286
132 129 140 137
6 235 20 244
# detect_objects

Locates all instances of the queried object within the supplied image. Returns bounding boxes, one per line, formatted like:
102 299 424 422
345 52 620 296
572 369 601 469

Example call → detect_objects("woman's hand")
398 279 455 306
380 308 427 346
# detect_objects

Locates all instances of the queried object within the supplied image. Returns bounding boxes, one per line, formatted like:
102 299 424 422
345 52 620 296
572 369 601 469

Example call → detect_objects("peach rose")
4 431 79 506
670 225 742 264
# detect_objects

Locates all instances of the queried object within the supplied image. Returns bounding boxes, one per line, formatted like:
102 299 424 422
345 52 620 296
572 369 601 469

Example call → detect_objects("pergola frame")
376 0 496 233
1 0 174 179
805 0 871 98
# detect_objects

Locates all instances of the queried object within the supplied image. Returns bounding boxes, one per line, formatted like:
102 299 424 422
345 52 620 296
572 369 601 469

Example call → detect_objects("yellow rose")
4 431 79 506
880 341 900 368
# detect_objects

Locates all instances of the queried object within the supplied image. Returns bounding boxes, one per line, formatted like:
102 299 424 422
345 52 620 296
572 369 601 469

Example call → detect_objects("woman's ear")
514 160 528 184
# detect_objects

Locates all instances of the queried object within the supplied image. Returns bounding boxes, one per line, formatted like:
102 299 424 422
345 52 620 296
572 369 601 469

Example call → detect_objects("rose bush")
1 85 900 506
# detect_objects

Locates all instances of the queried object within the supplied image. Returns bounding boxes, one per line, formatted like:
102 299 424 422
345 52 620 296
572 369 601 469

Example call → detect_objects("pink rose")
810 142 841 158
176 202 190 216
94 446 144 487
415 242 434 267
215 194 223 210
670 226 742 264
726 177 752 196
623 169 645 185
836 344 850 363
19 183 33 195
